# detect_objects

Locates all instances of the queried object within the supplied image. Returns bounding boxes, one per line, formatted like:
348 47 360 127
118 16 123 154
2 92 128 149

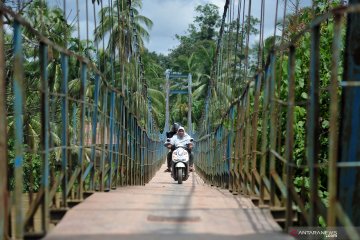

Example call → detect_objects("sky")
140 0 312 55
47 0 312 56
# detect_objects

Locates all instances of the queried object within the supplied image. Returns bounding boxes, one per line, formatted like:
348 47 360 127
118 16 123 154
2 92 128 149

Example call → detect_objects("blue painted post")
131 116 134 185
338 0 360 225
0 10 9 239
100 87 108 191
119 97 125 186
107 89 115 190
123 106 128 186
60 54 69 206
78 63 87 197
226 107 235 189
86 74 100 189
40 42 50 232
141 130 145 185
13 21 24 239
114 122 121 188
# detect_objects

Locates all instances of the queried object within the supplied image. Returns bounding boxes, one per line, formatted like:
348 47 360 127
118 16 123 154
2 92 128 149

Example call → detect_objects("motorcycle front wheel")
177 168 183 184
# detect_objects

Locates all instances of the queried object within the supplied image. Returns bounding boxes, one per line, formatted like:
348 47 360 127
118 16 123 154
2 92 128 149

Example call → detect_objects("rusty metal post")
227 107 235 193
307 24 320 226
285 46 296 230
338 0 360 226
244 90 251 195
0 6 9 239
252 74 261 197
260 66 271 204
326 13 342 227
269 53 277 206
13 21 25 239
232 103 241 194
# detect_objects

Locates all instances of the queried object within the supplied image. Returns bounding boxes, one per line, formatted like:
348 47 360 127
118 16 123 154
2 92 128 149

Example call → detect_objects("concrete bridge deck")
45 165 293 240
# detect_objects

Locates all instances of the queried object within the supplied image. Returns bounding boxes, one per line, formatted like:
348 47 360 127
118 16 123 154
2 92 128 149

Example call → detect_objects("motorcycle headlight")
178 149 188 156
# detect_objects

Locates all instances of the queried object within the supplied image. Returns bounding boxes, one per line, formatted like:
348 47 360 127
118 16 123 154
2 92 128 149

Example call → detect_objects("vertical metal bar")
0 8 9 239
140 130 143 185
60 54 69 207
244 90 251 195
114 122 120 188
338 0 360 227
78 63 87 197
252 74 261 201
227 107 234 188
134 119 137 184
260 66 270 203
89 74 100 190
285 46 296 230
100 87 108 191
125 108 130 185
307 25 320 226
188 73 192 134
233 102 241 194
131 116 135 185
123 106 128 186
13 21 24 239
228 107 234 192
165 71 170 132
269 53 277 206
239 100 245 193
40 42 50 233
120 97 125 186
327 14 342 227
107 89 115 190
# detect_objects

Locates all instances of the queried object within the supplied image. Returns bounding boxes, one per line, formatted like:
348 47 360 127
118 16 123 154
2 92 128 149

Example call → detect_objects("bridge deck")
45 165 293 240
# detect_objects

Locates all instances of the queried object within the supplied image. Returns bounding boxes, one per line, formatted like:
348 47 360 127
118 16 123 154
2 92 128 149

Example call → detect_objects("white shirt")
165 133 193 148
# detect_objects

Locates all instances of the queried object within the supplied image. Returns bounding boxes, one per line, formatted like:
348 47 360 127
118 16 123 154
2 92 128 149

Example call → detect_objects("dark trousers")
167 150 193 169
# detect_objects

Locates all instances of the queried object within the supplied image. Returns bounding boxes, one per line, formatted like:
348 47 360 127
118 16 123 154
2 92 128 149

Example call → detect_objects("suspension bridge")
1 0 360 239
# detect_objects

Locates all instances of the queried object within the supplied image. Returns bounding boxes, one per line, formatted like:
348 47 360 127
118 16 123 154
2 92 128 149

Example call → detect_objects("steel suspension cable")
258 0 265 69
232 0 242 87
281 0 288 46
273 0 279 48
242 0 252 84
76 0 80 51
86 0 89 51
93 0 99 56
200 0 231 134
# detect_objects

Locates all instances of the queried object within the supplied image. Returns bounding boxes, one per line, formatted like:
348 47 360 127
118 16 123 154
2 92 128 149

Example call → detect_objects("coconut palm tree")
94 0 153 55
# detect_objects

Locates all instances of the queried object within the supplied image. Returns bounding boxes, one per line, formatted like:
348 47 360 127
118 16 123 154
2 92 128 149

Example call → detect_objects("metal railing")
195 4 360 240
0 3 165 239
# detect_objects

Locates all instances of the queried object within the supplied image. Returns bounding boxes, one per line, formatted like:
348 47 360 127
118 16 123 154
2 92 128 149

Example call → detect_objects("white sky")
47 0 312 56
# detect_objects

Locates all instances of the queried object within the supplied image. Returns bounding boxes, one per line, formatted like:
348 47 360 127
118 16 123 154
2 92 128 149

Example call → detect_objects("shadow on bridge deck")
44 164 293 240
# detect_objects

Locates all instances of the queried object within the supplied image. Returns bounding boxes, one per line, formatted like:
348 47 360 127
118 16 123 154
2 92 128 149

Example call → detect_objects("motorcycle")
171 146 190 184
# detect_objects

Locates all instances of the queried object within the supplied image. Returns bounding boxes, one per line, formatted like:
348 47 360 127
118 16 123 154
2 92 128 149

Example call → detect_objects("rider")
164 126 194 172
